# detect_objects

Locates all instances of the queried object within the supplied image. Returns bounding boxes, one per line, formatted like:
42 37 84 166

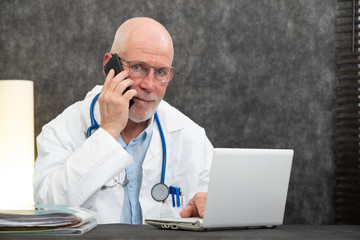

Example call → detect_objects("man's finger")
107 70 129 94
195 201 205 218
102 69 115 93
180 204 195 218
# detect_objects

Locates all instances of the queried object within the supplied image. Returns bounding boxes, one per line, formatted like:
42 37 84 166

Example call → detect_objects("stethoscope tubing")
87 93 167 187
154 112 166 184
87 93 101 138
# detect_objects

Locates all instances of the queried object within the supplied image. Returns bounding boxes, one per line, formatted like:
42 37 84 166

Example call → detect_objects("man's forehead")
112 18 174 64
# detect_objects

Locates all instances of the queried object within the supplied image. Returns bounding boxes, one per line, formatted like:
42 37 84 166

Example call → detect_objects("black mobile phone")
104 53 135 108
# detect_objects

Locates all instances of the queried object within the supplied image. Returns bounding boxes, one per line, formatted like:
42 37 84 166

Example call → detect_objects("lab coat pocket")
160 196 182 219
94 186 125 223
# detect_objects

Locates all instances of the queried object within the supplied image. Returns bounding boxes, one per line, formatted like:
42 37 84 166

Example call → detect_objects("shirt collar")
118 115 155 148
139 115 155 142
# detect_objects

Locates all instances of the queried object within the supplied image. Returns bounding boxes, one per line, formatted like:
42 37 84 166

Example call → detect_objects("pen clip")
169 186 181 208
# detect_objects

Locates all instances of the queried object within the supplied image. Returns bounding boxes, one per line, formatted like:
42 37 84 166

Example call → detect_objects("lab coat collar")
85 86 183 134
155 100 185 133
83 86 182 165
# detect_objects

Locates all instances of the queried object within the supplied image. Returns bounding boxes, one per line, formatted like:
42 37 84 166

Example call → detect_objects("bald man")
33 17 213 224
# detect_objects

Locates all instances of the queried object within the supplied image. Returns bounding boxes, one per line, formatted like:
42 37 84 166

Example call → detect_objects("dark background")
0 0 336 224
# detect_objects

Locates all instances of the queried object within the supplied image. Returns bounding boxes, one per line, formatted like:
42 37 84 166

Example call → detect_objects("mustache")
135 94 159 102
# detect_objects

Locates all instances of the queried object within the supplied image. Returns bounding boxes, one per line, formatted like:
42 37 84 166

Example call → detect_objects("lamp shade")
0 80 34 208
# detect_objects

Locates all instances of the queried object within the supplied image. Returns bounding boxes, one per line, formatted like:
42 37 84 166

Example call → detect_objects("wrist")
100 124 120 140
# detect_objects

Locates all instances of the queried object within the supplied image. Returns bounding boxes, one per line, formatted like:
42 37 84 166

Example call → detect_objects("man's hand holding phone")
98 59 137 139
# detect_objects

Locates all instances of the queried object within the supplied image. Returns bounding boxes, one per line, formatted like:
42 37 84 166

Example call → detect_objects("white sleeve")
198 136 214 191
184 132 214 203
33 100 132 208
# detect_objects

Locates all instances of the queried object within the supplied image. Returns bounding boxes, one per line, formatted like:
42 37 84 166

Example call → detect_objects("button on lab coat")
33 86 213 224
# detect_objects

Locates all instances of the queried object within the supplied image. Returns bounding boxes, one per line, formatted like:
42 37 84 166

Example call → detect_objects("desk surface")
0 224 359 240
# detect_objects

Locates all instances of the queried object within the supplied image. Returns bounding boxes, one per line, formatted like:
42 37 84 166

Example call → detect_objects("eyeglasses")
119 57 176 83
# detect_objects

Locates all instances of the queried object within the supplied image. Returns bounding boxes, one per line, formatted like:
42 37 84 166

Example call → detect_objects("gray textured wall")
0 0 336 224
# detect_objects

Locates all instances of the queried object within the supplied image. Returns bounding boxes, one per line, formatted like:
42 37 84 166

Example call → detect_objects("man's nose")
138 68 156 92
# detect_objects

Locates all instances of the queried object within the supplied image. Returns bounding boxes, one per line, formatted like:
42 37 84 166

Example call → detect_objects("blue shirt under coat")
116 117 154 224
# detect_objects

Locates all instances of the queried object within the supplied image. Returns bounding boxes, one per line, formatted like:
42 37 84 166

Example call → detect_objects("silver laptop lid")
203 148 293 229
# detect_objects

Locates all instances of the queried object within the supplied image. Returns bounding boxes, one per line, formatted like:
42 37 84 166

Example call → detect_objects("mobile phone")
104 53 135 108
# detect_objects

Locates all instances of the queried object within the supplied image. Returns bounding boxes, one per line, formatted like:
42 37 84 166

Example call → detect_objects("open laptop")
145 148 294 231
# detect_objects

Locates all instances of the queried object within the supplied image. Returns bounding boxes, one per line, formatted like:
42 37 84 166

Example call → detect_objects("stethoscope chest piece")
151 183 169 202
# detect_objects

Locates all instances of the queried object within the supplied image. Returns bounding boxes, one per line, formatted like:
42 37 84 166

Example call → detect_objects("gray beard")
128 100 161 123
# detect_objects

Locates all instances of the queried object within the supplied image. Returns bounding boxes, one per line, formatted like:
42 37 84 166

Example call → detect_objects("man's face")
121 44 173 123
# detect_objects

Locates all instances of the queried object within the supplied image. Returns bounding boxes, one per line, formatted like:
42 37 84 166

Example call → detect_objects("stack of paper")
0 204 97 235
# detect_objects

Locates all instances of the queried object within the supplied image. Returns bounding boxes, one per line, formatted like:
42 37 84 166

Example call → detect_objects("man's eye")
131 63 148 73
156 68 167 76
132 65 142 71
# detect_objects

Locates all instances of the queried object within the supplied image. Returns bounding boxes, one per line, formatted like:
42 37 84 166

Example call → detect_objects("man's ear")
102 53 112 75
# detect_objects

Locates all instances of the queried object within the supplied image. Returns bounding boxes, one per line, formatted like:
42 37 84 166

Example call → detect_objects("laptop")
145 148 294 231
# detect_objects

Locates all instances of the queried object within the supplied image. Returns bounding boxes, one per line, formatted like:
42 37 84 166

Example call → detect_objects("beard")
128 98 161 123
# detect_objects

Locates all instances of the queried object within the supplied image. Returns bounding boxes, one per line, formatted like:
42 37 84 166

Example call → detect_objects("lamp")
0 80 35 209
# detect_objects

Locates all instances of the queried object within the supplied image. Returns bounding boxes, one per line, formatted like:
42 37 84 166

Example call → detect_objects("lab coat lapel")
142 101 184 166
140 101 186 220
143 124 162 166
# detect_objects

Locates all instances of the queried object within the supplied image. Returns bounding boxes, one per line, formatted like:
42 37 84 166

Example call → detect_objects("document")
0 204 97 235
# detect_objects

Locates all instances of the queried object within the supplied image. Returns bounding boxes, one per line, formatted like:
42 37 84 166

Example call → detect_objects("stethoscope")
87 93 181 205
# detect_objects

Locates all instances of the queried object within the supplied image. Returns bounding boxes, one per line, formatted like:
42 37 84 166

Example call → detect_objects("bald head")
111 17 174 65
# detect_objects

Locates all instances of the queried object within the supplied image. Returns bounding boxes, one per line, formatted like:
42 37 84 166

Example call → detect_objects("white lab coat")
33 86 213 224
